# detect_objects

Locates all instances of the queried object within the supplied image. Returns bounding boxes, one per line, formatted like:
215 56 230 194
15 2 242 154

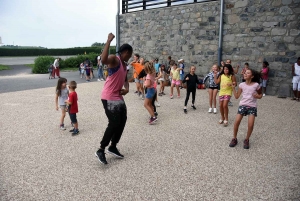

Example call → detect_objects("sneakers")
97 79 101 81
154 112 158 116
108 146 124 158
156 102 160 107
263 93 265 97
191 105 196 110
208 108 212 113
149 116 157 124
162 92 166 95
229 138 238 147
244 139 250 149
141 94 145 100
101 78 104 81
69 128 75 132
95 149 108 164
72 129 79 136
60 124 66 130
170 95 173 99
184 108 187 114
228 101 233 106
158 93 162 96
213 108 217 114
134 91 138 94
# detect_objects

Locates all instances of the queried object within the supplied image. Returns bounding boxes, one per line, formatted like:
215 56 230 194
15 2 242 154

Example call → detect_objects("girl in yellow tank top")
214 64 236 126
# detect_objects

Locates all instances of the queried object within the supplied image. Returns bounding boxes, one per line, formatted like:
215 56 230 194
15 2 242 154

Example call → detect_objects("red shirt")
68 91 78 114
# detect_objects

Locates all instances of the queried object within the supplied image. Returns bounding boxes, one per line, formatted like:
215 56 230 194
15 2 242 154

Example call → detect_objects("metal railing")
122 0 216 14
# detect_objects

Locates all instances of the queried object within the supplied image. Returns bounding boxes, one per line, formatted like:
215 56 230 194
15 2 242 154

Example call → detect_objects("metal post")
218 0 224 66
116 0 120 52
167 0 171 7
143 0 146 10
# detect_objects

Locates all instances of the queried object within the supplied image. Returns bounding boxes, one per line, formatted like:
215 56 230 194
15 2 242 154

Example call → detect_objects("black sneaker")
108 146 124 158
191 105 196 110
229 138 238 147
244 139 250 149
154 112 158 116
184 109 187 114
71 129 79 136
95 149 108 164
69 128 75 132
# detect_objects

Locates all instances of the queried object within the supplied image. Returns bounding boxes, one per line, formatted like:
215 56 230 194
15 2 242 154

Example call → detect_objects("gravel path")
0 69 299 200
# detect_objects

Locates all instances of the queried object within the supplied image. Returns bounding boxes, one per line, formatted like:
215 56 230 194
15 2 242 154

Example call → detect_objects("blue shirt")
154 63 160 73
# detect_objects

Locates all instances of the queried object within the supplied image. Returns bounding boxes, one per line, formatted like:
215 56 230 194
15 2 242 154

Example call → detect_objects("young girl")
80 62 85 78
143 61 157 124
170 63 181 99
229 69 262 149
182 66 200 114
55 77 69 130
214 64 236 126
240 63 249 82
203 64 220 114
156 65 166 96
260 61 269 96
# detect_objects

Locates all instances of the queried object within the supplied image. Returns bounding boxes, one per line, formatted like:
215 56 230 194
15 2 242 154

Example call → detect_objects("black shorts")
237 106 257 117
209 86 219 90
69 113 77 123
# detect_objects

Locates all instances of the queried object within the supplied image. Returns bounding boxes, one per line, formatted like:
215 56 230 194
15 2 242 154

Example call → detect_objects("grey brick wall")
120 0 300 95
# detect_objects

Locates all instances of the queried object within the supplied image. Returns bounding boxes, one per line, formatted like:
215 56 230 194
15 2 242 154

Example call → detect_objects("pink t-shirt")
239 82 260 107
146 73 156 88
101 56 126 101
261 67 269 80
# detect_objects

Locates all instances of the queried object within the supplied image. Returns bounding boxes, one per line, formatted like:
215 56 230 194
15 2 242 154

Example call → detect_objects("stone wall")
120 0 300 95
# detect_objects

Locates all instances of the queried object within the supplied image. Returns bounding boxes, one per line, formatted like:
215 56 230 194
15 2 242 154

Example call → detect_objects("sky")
0 0 119 48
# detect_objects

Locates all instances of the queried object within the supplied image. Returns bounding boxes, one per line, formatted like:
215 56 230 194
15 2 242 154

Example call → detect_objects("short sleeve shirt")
68 91 78 114
239 82 260 107
56 88 69 106
146 73 156 88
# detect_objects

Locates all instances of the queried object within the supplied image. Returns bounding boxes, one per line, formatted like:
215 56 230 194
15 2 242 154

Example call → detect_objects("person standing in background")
52 58 61 78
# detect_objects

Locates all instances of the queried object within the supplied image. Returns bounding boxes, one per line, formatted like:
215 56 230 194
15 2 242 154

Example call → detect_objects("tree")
91 42 105 47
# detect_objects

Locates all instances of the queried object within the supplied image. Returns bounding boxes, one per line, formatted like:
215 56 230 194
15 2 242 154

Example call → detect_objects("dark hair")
56 77 67 96
69 81 77 90
168 56 171 59
219 64 234 76
248 69 261 84
263 61 269 66
173 63 178 67
117 44 133 54
170 60 175 65
245 63 249 66
86 58 89 60
134 53 140 58
298 57 300 60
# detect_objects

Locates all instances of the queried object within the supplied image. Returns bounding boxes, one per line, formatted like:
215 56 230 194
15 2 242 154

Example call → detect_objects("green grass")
0 64 10 71
25 64 35 68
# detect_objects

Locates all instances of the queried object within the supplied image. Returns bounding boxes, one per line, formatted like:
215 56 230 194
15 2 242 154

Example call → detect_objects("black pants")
100 99 127 149
184 88 196 106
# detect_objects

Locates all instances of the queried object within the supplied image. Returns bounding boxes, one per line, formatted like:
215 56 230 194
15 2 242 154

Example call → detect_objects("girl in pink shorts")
214 64 236 126
170 63 181 99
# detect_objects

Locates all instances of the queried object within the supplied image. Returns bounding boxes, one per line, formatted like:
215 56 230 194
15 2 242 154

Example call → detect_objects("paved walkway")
0 67 299 200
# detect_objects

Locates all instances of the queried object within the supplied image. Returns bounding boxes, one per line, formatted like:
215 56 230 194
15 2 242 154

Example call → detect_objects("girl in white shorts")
292 57 300 101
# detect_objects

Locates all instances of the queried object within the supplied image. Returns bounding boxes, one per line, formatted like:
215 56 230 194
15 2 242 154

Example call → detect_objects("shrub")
33 56 55 74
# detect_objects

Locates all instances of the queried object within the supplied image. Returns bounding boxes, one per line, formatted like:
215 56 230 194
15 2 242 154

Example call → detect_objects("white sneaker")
213 108 217 114
101 78 104 81
60 126 66 130
263 93 265 96
208 108 212 113
97 79 100 81
156 102 160 107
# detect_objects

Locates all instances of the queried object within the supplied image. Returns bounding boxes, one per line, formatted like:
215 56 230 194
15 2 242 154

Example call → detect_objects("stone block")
240 48 252 55
262 22 279 27
251 28 264 32
279 6 293 15
252 36 266 42
235 0 249 8
283 36 294 42
290 29 300 36
272 0 282 6
282 0 293 4
228 14 240 24
277 83 291 98
271 28 287 35
223 34 235 42
286 51 296 57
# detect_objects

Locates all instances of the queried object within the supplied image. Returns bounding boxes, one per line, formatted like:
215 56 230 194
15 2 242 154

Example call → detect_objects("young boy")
65 81 79 136
178 59 185 89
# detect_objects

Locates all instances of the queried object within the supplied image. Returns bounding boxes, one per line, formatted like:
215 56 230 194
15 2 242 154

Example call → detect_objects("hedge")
0 47 116 56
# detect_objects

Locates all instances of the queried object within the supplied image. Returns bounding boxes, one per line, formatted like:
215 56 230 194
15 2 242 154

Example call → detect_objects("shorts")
69 113 77 123
219 95 231 101
209 87 218 90
180 74 184 81
135 78 143 83
172 79 180 86
81 69 85 74
260 79 267 87
292 76 300 84
86 71 90 76
145 87 156 99
238 105 257 117
158 78 165 82
60 105 66 110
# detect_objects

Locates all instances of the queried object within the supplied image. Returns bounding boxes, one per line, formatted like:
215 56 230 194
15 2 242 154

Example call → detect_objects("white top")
294 63 300 76
53 59 59 68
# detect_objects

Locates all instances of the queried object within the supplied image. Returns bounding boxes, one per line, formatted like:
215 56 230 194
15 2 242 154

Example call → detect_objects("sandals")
223 120 228 127
219 119 224 124
291 97 300 101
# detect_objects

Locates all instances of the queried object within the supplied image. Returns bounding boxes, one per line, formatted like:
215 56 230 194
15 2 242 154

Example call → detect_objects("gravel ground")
0 70 299 201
